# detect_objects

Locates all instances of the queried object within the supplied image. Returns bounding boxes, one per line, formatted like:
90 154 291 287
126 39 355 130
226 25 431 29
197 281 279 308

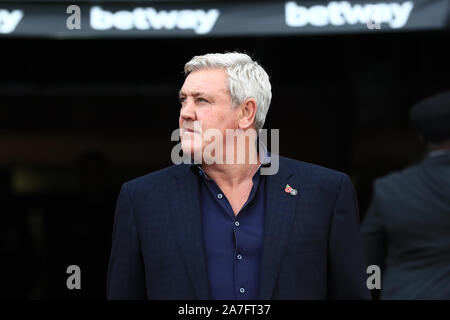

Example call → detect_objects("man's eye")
196 98 208 103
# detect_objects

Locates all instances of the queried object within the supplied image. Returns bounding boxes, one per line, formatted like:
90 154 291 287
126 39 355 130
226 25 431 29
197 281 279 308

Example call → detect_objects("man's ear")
238 98 257 130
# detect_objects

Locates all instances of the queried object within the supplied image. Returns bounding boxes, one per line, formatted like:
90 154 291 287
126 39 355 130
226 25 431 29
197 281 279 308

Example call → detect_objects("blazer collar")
170 164 210 299
424 150 450 165
259 157 298 299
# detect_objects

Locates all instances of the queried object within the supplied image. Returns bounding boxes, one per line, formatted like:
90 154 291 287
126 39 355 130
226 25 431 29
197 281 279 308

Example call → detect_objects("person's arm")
327 174 372 299
107 182 146 299
360 182 388 277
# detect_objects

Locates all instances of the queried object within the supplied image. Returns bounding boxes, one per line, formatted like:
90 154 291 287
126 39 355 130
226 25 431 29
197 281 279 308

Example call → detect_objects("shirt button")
239 287 245 294
217 193 223 199
234 221 240 227
237 254 242 260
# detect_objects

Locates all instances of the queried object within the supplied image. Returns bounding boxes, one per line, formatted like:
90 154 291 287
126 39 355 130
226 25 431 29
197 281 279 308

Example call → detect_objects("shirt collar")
258 140 271 167
428 149 450 158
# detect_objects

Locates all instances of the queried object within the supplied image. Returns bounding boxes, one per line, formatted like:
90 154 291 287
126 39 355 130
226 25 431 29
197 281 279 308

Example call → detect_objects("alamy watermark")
170 121 279 175
366 18 381 30
366 264 381 289
66 5 81 30
66 265 81 290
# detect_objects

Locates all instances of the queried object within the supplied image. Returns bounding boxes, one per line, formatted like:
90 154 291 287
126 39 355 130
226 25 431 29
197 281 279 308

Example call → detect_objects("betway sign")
0 9 23 34
0 0 447 38
90 6 220 34
285 1 414 29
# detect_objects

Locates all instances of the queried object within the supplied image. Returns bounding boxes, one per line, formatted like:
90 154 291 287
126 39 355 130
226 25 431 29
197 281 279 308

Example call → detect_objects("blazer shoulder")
373 162 421 192
280 155 348 182
123 164 184 194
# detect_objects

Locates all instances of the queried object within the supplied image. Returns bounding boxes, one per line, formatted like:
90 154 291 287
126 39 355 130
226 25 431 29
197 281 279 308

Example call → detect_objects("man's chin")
181 144 203 163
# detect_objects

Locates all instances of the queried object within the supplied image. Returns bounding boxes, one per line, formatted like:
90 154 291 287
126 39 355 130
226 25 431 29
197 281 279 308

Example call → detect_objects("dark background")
0 30 449 299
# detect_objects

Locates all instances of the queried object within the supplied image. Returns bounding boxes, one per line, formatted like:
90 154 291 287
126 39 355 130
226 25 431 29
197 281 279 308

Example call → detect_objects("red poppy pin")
285 184 298 196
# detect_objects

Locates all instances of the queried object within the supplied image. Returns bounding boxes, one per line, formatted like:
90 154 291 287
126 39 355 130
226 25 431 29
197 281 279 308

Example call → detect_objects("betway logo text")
0 9 23 34
285 1 413 29
90 6 219 34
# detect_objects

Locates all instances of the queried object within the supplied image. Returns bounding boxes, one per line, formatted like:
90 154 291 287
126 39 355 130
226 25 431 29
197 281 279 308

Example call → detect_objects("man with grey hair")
107 52 370 300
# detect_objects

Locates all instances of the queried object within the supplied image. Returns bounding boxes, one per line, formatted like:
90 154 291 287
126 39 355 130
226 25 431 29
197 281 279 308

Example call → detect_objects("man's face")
179 68 240 160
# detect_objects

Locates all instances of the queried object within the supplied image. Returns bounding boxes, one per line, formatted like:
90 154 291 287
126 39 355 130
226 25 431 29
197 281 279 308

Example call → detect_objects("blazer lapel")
259 160 298 299
169 164 210 299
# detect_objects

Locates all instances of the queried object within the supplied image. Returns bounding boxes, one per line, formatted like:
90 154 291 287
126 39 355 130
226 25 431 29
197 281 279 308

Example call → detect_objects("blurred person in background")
361 90 450 299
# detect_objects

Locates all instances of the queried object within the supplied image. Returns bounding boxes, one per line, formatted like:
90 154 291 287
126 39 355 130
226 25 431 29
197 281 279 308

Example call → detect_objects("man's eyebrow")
178 90 209 98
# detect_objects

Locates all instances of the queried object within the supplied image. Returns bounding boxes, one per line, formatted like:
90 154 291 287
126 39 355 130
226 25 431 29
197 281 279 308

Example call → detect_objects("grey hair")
184 52 272 130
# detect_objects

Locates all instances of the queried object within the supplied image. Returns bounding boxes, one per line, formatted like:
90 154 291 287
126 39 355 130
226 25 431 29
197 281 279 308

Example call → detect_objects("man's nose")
180 99 196 120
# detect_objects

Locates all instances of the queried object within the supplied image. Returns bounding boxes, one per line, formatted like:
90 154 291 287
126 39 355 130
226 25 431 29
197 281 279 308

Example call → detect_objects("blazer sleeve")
106 182 146 299
327 174 372 299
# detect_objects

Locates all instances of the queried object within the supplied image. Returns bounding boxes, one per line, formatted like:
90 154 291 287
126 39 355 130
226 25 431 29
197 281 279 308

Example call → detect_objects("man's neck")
201 142 261 188
202 161 261 188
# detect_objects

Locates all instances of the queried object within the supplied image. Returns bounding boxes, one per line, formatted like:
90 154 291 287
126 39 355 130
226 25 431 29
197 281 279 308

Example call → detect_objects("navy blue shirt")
191 147 269 300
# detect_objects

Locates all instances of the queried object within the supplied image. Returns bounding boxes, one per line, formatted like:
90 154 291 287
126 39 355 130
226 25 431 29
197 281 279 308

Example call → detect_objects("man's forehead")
180 69 228 95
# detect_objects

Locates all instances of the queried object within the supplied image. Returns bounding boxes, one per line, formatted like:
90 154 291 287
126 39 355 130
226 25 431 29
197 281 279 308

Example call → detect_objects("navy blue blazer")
107 156 370 299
